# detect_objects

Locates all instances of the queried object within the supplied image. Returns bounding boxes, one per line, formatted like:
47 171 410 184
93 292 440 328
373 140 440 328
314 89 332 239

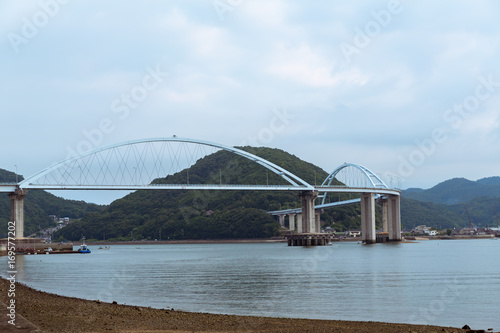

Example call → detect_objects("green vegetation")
403 177 500 205
399 197 463 230
54 147 381 241
402 177 500 228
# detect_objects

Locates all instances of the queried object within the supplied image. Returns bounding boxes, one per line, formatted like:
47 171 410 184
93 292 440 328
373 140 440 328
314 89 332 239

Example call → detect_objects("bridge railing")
21 183 313 191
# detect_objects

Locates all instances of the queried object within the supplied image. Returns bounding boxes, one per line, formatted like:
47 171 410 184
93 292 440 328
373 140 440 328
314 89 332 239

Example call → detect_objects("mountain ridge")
402 177 500 205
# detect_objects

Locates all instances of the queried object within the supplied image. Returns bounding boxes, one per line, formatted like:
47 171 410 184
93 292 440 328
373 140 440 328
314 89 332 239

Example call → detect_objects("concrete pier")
288 213 296 231
387 195 401 241
278 214 285 227
315 210 322 234
360 193 376 244
8 188 27 239
381 199 388 232
296 214 303 233
299 190 318 233
378 195 402 241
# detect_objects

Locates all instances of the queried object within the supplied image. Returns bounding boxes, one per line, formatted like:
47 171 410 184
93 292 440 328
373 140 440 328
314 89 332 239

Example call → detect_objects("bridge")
1 137 400 245
268 163 401 245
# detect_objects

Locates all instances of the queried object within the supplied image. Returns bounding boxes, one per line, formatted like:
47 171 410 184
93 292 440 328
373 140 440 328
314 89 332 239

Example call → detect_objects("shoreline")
0 278 482 333
85 237 288 246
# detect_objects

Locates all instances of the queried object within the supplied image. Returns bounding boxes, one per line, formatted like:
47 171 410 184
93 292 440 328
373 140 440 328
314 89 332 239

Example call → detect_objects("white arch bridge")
1 137 400 245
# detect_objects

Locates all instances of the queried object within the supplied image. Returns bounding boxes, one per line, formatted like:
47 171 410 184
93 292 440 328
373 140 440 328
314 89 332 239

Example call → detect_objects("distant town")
29 213 500 244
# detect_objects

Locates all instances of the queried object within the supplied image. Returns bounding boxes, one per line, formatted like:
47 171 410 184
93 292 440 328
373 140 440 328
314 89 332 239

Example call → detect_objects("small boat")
77 237 91 253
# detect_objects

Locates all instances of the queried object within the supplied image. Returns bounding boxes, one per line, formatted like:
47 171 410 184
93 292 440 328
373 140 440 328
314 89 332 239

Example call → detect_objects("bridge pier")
278 214 285 227
285 191 333 246
288 213 296 231
387 195 401 241
299 190 318 233
296 214 302 233
315 210 322 233
361 193 376 244
381 199 388 232
378 195 402 241
8 189 27 239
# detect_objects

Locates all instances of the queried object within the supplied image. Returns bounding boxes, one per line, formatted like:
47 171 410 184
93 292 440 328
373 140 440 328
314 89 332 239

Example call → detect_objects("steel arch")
19 137 313 190
319 163 389 205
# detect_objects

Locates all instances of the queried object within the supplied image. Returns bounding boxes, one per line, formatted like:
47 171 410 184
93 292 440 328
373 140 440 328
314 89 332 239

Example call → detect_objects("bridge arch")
319 163 389 205
19 137 313 190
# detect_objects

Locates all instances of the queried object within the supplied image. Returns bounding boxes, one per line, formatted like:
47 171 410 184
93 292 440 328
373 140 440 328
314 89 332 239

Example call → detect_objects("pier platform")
285 233 333 246
0 238 74 254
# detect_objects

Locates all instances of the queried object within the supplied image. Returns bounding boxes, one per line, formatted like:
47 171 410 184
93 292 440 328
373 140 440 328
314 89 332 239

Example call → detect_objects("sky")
2 0 500 204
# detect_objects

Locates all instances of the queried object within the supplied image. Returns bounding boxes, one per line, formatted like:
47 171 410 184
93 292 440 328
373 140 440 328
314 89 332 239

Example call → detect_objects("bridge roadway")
0 183 17 192
1 183 399 195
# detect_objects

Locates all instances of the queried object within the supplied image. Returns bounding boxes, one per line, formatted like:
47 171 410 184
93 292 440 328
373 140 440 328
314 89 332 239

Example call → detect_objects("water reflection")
1 240 499 330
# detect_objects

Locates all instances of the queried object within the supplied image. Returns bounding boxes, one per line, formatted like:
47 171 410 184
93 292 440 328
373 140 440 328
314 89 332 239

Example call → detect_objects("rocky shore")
1 278 482 333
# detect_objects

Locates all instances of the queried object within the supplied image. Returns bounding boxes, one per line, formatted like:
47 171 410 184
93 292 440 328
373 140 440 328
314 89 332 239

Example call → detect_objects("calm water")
2 239 500 330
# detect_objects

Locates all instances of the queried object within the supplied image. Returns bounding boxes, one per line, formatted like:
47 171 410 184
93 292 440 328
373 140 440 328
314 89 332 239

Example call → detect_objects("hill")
402 177 500 205
8 148 492 241
399 196 463 230
401 177 500 228
0 168 105 238
447 196 500 228
54 147 381 241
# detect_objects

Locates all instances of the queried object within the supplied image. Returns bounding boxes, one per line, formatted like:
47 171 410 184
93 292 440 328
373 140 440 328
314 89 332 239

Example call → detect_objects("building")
412 225 437 236
345 230 361 237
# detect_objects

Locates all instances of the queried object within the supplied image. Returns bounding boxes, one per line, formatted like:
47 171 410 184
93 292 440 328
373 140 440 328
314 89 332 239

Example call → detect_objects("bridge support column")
278 214 285 227
381 199 389 232
296 214 302 233
299 191 318 233
387 195 401 241
288 213 296 231
315 210 323 233
8 189 27 239
361 193 376 244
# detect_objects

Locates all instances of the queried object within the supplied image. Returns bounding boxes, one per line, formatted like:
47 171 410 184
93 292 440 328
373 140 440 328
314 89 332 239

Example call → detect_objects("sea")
2 238 500 330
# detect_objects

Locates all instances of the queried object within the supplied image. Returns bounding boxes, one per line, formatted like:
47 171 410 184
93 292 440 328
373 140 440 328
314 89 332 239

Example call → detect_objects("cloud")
2 0 500 203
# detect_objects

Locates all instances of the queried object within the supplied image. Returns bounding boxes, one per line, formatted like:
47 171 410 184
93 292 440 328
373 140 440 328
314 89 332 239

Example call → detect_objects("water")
3 239 500 330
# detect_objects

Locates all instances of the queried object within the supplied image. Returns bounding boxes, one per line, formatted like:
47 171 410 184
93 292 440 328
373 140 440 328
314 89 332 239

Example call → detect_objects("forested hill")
54 147 367 241
53 146 494 241
403 177 500 205
5 149 494 241
0 168 105 238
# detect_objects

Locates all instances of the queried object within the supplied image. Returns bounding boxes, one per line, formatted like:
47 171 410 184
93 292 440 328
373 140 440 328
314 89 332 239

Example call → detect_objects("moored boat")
77 237 91 253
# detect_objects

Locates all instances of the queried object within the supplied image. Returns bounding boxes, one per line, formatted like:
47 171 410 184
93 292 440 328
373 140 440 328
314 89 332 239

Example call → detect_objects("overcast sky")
2 1 500 204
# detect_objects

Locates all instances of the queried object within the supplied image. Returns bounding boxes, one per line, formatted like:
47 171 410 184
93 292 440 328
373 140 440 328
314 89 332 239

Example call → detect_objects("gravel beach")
0 277 480 333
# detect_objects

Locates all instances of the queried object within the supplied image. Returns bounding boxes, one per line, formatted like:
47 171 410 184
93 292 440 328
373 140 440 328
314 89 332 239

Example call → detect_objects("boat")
77 237 91 253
